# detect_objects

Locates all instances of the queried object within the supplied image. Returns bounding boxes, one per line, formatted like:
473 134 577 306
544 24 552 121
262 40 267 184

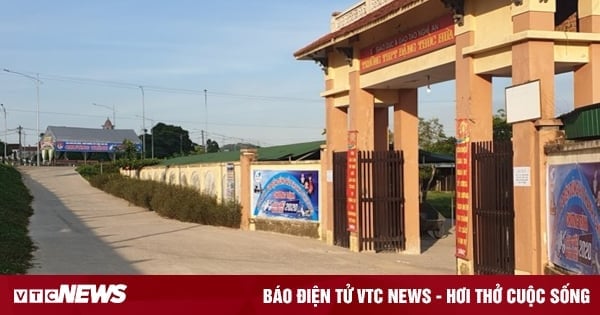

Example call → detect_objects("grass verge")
0 165 35 274
425 191 454 219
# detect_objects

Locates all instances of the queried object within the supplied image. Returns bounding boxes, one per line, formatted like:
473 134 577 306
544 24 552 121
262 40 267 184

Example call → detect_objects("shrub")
81 172 241 228
0 164 35 274
76 162 120 178
115 158 160 170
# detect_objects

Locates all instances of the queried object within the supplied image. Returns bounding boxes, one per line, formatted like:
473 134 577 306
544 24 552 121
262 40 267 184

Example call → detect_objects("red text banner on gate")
455 119 471 259
347 130 358 232
359 14 455 73
0 275 597 315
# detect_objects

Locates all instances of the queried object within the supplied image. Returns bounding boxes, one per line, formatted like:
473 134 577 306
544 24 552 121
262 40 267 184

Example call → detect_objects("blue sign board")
548 163 600 274
54 141 142 153
251 170 319 222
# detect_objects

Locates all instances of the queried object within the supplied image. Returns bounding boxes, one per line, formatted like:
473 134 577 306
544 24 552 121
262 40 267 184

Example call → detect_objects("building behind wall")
41 124 141 164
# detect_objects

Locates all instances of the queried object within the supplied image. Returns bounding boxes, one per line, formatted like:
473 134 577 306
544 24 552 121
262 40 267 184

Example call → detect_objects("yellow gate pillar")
574 0 600 108
393 89 420 254
511 2 560 274
324 78 348 245
348 70 374 252
454 5 494 274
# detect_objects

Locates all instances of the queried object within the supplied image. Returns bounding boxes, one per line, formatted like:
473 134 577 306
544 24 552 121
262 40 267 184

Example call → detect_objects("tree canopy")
493 109 512 141
206 139 220 153
142 123 195 158
416 117 456 202
418 118 456 156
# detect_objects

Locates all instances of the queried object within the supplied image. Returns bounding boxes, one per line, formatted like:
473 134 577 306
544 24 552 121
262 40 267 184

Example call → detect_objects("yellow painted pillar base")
456 258 473 275
325 230 334 246
239 149 257 231
350 234 360 252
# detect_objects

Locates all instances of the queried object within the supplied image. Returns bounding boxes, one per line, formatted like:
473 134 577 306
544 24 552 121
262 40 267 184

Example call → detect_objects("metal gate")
471 141 515 274
333 152 349 248
358 150 405 252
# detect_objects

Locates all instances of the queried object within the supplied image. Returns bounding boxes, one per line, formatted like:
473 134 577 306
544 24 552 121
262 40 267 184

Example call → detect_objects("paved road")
20 166 456 275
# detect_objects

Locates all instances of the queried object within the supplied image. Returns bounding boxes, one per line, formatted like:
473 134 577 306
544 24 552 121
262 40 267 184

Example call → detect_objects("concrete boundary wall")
122 162 242 204
121 154 323 239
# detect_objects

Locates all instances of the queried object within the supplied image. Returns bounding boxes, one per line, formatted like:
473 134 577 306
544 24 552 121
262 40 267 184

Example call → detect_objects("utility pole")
204 89 208 150
23 131 27 162
3 69 42 166
140 86 146 159
201 130 205 153
17 125 23 160
1 104 6 160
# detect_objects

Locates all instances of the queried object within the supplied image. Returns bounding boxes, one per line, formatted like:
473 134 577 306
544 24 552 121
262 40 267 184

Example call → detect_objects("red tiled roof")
294 0 424 58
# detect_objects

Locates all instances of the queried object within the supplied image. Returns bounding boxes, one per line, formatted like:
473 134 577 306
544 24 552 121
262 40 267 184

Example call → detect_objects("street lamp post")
3 69 42 166
204 89 208 150
0 104 6 160
150 120 155 160
135 115 155 159
92 103 116 128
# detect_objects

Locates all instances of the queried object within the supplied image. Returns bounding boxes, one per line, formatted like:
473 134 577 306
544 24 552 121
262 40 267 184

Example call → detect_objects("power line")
4 70 323 103
8 108 108 119
3 69 327 146
8 107 322 130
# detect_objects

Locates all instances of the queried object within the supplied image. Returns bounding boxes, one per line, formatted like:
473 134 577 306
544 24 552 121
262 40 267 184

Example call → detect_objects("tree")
388 121 455 156
121 139 138 160
418 118 454 202
387 118 455 202
145 123 195 158
493 109 512 140
418 117 447 151
206 139 220 153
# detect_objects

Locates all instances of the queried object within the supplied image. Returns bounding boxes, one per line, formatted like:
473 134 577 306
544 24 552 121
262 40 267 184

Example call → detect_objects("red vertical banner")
347 130 358 232
455 119 470 259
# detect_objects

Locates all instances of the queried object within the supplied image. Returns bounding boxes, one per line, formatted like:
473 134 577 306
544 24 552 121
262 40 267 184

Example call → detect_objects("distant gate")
358 150 405 252
471 141 515 274
333 152 349 248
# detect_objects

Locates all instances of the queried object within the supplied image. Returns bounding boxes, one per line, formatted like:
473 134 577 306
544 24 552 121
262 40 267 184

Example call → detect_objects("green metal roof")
161 140 325 166
419 149 454 164
257 140 324 161
162 150 242 166
560 103 600 140
161 140 457 166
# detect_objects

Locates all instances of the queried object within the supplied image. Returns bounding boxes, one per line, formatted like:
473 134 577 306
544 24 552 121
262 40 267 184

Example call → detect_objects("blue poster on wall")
548 163 600 274
251 170 319 222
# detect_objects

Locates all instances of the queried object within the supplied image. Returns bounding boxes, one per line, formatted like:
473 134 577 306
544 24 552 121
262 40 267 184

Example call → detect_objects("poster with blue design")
251 169 319 222
548 162 600 274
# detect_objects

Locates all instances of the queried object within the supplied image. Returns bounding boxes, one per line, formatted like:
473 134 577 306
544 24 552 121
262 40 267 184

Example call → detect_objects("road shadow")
22 170 142 274
420 219 454 254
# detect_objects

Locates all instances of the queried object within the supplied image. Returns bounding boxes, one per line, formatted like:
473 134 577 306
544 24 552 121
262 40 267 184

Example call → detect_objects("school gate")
471 141 515 274
333 150 405 252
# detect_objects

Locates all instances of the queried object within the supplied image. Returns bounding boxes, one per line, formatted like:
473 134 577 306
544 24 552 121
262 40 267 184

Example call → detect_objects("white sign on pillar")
514 166 531 187
505 80 541 124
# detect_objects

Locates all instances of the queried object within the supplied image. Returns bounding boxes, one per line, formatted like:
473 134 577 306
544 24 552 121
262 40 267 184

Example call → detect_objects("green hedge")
86 173 241 228
76 163 121 178
0 165 34 274
76 159 161 179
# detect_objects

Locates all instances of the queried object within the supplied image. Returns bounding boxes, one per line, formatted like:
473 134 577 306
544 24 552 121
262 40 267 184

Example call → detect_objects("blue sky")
0 1 574 148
